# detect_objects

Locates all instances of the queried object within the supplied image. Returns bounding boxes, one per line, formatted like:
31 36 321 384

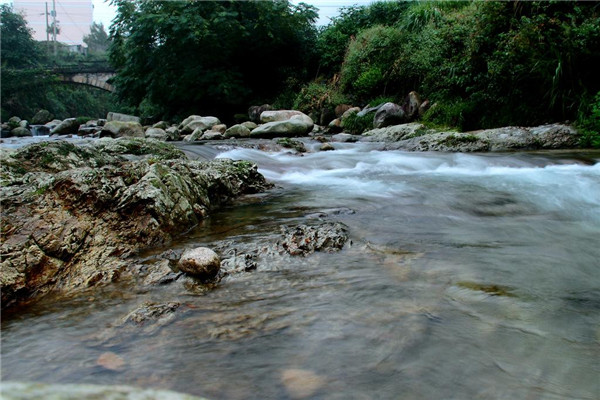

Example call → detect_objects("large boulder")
248 104 273 123
382 123 582 152
106 112 141 123
250 116 312 138
178 247 221 280
100 121 144 138
31 109 54 125
373 102 406 129
10 127 32 137
200 130 223 140
145 127 177 141
260 110 314 130
179 115 221 135
50 118 81 135
0 139 271 307
224 124 252 138
363 122 429 142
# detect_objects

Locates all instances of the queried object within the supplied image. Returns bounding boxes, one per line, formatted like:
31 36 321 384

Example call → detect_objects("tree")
0 4 41 68
108 0 319 121
83 22 110 54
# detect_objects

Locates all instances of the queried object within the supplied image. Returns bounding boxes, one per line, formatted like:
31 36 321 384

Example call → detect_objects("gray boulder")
165 126 180 141
107 112 141 123
31 109 53 125
152 120 169 130
319 143 335 151
178 247 220 280
11 127 32 137
331 133 358 143
211 124 227 134
200 130 223 140
101 121 144 138
242 121 258 130
50 118 80 135
179 115 221 135
373 102 406 129
145 127 174 141
250 117 311 138
363 122 428 142
260 110 314 132
224 124 252 138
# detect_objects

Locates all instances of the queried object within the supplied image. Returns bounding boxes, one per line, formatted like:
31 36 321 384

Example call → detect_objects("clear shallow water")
2 144 599 399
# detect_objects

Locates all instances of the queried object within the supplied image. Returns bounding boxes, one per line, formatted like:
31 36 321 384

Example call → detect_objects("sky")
1 0 377 29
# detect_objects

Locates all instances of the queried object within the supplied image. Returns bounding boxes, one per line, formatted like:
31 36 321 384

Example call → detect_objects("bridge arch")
58 71 116 92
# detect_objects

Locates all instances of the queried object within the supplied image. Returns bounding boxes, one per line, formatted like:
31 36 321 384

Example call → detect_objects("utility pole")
52 0 57 57
45 2 50 55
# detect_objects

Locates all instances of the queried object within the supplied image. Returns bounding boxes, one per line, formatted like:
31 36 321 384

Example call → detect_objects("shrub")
342 112 374 134
577 91 600 148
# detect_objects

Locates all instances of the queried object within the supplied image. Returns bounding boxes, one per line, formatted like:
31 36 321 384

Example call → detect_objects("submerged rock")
280 222 348 256
0 381 208 400
0 139 270 308
178 247 221 280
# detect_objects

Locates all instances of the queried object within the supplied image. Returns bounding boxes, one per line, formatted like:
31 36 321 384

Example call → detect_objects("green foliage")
339 25 405 103
577 91 600 148
108 0 319 121
342 112 373 135
0 5 41 68
316 1 411 77
325 0 600 131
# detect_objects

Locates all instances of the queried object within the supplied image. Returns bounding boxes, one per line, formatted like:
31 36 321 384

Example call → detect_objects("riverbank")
0 138 270 308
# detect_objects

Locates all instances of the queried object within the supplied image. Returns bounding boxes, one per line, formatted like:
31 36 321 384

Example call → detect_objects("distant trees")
108 0 319 121
0 4 41 68
84 22 110 54
0 5 118 120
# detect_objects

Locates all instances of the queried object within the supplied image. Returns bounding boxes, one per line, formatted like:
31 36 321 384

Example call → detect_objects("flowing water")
2 142 599 400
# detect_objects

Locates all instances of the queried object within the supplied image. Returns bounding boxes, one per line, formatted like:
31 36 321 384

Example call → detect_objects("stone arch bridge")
53 62 116 92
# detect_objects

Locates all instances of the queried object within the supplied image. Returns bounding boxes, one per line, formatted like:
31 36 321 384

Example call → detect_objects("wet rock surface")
280 222 348 256
363 123 582 152
0 138 271 308
0 381 208 400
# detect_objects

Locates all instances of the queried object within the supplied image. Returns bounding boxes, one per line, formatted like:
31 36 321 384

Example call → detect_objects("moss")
441 134 479 147
276 138 307 153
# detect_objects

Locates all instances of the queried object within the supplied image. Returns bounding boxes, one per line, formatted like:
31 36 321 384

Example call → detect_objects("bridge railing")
49 61 115 74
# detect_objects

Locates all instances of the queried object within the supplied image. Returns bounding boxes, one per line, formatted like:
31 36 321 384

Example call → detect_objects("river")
2 142 599 399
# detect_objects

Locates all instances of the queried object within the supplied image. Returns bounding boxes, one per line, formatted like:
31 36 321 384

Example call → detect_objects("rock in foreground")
0 139 270 308
0 381 207 400
178 247 221 280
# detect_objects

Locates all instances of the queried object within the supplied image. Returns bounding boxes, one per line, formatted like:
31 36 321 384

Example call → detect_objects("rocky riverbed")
0 138 270 308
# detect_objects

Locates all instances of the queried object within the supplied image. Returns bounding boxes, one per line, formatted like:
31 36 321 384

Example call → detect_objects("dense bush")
109 0 319 121
313 0 600 131
577 91 600 148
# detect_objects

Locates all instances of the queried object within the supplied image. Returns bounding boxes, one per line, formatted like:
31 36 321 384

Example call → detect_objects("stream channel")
2 140 600 399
